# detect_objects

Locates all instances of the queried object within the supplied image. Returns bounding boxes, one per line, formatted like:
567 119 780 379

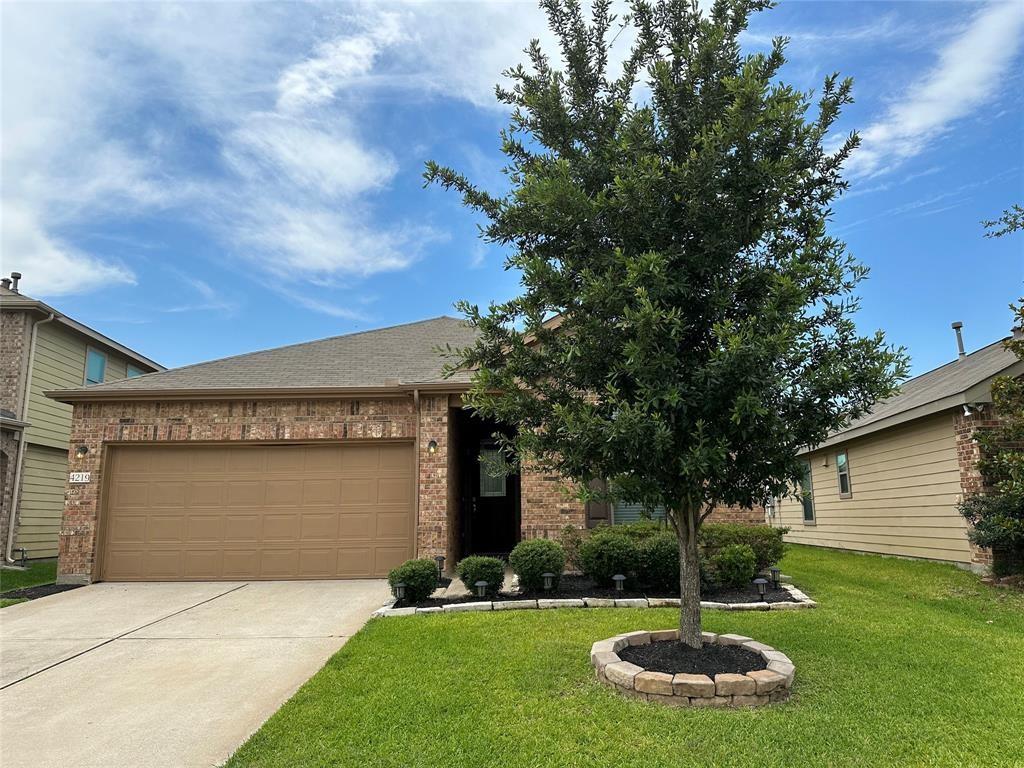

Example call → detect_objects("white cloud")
847 2 1024 179
1 204 135 295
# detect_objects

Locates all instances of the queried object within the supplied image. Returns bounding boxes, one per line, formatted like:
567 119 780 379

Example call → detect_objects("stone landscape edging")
372 583 815 617
592 629 794 708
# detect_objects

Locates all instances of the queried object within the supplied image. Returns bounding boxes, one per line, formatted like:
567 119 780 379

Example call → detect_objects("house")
771 327 1022 573
1 273 163 565
47 316 760 584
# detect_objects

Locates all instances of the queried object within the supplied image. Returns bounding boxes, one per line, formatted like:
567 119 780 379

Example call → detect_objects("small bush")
612 519 666 541
579 529 640 586
509 539 566 591
455 556 505 596
710 543 757 589
700 523 788 572
559 525 586 572
387 558 438 603
637 532 679 592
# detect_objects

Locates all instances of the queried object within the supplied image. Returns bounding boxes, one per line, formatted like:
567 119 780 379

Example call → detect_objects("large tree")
427 0 906 647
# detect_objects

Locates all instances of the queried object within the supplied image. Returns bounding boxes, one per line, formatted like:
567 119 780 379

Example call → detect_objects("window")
799 461 815 523
478 444 507 497
85 348 107 385
836 451 852 499
126 364 145 378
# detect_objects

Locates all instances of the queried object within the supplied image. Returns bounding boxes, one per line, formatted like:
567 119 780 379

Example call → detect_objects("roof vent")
1013 325 1024 341
951 321 965 360
0 278 10 291
9 272 21 293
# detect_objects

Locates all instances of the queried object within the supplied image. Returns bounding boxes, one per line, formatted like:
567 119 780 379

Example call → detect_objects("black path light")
393 582 407 601
542 572 556 591
435 555 446 581
770 566 781 589
753 578 768 600
613 574 626 593
475 580 489 598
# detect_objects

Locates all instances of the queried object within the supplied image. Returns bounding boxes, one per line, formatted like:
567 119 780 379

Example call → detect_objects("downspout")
5 312 56 564
412 388 420 557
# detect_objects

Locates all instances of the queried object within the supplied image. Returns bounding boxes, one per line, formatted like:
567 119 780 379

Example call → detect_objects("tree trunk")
677 505 702 649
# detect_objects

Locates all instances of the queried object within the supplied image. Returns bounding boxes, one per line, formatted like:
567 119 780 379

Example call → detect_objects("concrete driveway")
0 579 390 768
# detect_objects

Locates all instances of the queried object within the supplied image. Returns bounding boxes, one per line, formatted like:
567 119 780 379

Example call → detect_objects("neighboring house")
771 329 1022 573
1 273 163 564
47 316 759 584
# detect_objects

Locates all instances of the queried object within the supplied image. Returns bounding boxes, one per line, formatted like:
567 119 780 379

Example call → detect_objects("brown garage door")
100 442 414 581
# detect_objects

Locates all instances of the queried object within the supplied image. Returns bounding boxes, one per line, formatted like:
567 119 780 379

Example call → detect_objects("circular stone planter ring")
591 630 794 708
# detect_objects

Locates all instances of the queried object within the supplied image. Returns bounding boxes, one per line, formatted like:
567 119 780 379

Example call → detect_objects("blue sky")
2 1 1022 376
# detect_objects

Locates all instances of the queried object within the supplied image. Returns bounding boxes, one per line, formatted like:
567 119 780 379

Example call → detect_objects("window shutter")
585 478 610 528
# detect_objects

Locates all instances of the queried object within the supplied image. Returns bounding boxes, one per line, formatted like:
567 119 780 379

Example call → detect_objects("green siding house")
1 273 162 562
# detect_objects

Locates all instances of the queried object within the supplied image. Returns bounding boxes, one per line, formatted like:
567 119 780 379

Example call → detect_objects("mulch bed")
392 574 796 609
618 641 766 676
0 583 83 602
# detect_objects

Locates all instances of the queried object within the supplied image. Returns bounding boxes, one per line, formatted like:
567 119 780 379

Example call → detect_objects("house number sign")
69 472 91 484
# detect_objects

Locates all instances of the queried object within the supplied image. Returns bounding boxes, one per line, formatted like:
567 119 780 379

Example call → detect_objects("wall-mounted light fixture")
427 440 438 455
75 445 90 458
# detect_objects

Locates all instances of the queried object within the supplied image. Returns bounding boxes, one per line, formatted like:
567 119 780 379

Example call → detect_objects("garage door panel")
336 547 373 576
374 546 411 575
338 513 373 539
376 511 412 539
227 482 263 507
224 515 261 542
186 515 224 542
184 550 222 579
262 514 300 541
302 479 339 505
301 513 339 540
265 480 302 507
147 516 185 542
101 443 413 580
339 478 376 505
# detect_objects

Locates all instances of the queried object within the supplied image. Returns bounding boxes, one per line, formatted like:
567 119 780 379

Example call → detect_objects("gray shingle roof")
813 336 1020 449
49 316 478 398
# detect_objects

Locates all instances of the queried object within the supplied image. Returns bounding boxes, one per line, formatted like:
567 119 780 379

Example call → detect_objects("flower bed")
591 630 794 707
373 579 814 616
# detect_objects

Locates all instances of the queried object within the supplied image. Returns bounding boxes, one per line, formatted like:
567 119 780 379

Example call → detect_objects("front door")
464 439 520 557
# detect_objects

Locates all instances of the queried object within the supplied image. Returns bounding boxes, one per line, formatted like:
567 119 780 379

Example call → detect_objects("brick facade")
954 405 1003 572
520 465 586 541
1 309 30 559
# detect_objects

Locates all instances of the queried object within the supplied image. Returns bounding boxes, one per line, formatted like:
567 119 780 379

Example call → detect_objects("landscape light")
434 555 446 580
475 580 489 598
753 578 768 600
542 572 556 591
770 567 781 589
393 582 407 601
613 574 626 593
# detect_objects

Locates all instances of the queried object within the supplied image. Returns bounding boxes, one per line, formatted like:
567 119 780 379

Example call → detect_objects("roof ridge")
894 334 1010 390
132 315 465 379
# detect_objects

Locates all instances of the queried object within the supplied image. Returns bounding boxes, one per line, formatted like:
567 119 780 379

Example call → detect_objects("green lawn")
228 546 1024 768
0 560 58 607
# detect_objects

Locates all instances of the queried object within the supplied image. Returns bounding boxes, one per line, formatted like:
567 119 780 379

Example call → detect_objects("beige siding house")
772 332 1022 572
1 274 162 562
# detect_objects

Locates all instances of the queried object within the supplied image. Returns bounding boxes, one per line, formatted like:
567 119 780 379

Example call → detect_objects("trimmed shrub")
637 532 679 592
509 539 566 592
710 543 757 589
455 556 505 597
611 519 665 541
387 558 438 603
700 523 788 572
579 529 640 586
559 525 586 572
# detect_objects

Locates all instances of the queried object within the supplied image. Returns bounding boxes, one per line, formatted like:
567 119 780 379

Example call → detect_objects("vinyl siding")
25 321 131 449
15 443 68 558
773 411 970 564
612 501 666 524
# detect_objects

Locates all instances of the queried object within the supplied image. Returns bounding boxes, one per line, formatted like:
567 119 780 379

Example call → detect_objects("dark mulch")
0 583 83 601
391 574 796 609
619 641 766 676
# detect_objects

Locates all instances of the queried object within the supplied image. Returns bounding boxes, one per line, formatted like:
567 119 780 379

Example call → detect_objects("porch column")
416 394 449 560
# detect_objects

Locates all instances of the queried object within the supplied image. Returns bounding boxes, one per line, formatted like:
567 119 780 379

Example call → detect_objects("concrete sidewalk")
0 579 389 768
